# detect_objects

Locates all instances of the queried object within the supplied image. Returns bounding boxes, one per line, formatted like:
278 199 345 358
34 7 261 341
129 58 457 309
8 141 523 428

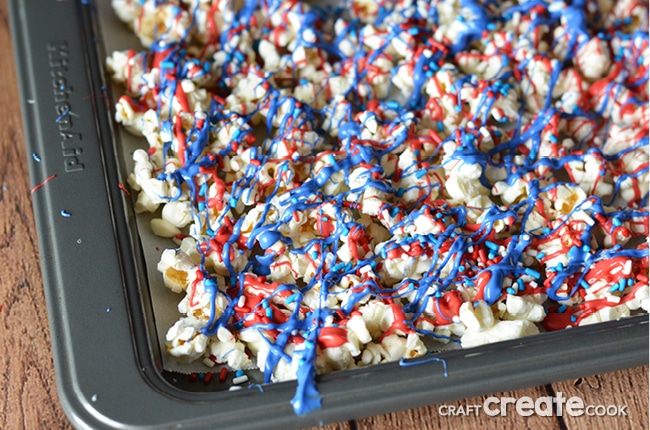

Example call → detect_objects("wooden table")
0 1 647 429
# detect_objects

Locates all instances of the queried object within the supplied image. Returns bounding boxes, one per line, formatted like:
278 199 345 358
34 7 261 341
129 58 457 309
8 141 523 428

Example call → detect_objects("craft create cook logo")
438 392 628 417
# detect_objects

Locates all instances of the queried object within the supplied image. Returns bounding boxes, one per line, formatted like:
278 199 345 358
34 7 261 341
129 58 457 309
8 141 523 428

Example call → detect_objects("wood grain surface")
0 1 648 429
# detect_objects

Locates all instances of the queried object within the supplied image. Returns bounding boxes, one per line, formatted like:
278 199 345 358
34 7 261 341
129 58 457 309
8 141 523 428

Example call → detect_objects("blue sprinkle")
61 210 72 217
628 278 634 287
230 197 238 207
437 121 444 131
286 293 299 304
524 268 541 279
265 307 273 317
537 252 545 260
612 217 622 227
558 305 567 313
235 370 245 377
310 251 319 260
386 100 400 109
582 245 590 253
506 287 516 295
570 315 577 323
458 265 465 272
408 28 419 35
542 228 551 235
416 170 427 179
485 241 499 251
580 280 590 289
396 188 405 197
32 153 41 162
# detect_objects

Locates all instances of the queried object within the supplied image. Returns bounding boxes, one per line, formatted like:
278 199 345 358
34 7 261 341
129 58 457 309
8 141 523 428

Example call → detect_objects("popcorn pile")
108 0 649 414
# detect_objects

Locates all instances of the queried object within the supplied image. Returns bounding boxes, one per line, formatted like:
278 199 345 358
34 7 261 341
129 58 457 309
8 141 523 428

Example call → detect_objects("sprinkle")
117 182 131 196
524 268 541 279
32 153 41 162
484 241 498 251
219 367 228 383
30 174 57 194
232 375 249 385
55 107 70 122
61 210 72 217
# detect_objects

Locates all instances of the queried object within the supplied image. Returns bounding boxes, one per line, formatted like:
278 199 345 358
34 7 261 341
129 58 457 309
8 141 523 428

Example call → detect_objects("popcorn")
110 0 649 416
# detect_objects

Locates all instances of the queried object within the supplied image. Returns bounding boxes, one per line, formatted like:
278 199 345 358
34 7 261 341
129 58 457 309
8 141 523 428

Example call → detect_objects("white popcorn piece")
151 218 182 238
165 317 209 363
461 320 539 348
157 249 196 293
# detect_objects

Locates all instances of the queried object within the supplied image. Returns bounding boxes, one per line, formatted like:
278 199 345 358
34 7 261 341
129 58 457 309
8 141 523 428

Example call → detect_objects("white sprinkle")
232 375 249 385
202 357 216 368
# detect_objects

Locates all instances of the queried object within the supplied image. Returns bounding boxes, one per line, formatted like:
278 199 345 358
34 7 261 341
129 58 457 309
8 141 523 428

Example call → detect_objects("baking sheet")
9 0 649 429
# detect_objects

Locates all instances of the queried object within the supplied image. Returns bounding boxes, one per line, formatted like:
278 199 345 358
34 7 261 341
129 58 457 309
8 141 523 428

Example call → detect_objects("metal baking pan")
9 1 649 429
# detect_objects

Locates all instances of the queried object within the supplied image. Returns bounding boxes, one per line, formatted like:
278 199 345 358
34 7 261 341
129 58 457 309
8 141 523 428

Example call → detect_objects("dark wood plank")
355 386 563 430
552 366 649 430
306 423 352 430
0 1 74 429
